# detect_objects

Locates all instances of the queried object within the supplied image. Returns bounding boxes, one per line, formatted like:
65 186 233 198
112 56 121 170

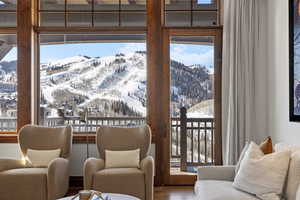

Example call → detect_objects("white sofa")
195 164 300 200
195 166 259 200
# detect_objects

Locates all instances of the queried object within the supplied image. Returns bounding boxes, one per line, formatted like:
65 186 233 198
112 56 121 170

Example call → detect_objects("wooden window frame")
35 30 148 141
0 0 223 187
160 27 223 185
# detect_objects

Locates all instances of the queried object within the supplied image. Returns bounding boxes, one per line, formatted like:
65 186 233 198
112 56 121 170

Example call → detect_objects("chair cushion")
105 149 140 169
27 148 61 167
93 168 145 200
0 168 48 200
195 180 259 200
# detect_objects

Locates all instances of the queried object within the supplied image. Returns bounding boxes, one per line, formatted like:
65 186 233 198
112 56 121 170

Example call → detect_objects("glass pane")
192 11 217 26
165 0 191 11
40 0 65 10
67 0 92 11
169 36 215 174
0 12 16 27
165 11 191 27
121 0 146 11
94 0 119 11
0 34 17 131
0 0 16 10
40 12 65 26
94 12 119 26
197 0 213 3
67 13 92 27
39 34 147 131
121 12 146 27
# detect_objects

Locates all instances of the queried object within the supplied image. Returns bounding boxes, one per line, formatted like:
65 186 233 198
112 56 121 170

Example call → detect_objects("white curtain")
222 0 269 165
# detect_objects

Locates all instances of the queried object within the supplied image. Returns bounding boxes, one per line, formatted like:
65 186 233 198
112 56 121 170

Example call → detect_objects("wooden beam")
17 0 33 130
213 28 223 165
147 0 168 186
34 26 147 33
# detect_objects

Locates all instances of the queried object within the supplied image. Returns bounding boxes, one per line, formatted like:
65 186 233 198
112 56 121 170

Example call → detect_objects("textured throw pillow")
235 142 249 174
233 142 291 199
27 149 61 167
236 137 273 174
275 143 300 200
105 149 140 169
259 136 273 154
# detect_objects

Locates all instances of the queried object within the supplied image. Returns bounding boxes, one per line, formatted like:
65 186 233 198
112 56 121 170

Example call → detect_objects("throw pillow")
105 149 140 169
259 136 273 154
236 137 273 174
233 142 291 199
235 142 249 175
26 149 61 167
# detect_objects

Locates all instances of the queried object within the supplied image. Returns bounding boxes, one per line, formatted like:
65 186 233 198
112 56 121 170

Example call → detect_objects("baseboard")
70 176 83 188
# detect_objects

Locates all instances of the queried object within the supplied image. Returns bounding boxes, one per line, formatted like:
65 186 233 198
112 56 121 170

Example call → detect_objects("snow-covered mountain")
0 51 213 118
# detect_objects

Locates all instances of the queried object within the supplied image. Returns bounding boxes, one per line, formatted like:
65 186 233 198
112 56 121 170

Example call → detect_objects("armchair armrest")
0 159 26 172
197 165 236 181
140 156 154 200
84 158 105 190
47 158 69 200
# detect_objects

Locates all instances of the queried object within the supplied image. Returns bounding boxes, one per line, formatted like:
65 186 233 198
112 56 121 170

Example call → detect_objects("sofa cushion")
195 180 259 200
92 168 145 200
0 168 48 200
275 143 300 200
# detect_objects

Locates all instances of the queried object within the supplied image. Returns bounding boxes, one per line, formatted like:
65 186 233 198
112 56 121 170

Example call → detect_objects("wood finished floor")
68 186 195 200
154 186 195 200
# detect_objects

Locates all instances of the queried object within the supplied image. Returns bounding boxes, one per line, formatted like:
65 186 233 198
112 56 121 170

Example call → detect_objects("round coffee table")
58 193 140 200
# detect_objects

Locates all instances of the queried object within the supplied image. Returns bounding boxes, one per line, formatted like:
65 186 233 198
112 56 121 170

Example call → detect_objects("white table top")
58 193 140 200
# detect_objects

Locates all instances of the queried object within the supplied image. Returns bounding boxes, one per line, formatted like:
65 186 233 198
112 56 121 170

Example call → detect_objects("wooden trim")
167 175 197 186
34 26 147 33
0 135 18 143
163 28 223 185
0 131 16 135
162 28 170 185
147 0 167 187
213 28 223 165
0 134 156 144
17 0 33 131
167 27 222 35
0 27 17 33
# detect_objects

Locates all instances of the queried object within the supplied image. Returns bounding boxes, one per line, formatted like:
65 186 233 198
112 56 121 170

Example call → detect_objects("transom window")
0 0 16 27
164 0 218 27
39 0 146 27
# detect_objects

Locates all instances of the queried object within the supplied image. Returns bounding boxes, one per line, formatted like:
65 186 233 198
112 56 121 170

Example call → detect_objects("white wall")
0 143 155 176
267 0 300 145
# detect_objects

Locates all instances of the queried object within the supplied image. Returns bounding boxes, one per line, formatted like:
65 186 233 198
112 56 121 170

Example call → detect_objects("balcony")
0 109 214 173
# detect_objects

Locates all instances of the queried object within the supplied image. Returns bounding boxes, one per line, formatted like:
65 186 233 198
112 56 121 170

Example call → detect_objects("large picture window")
39 34 147 132
0 34 17 131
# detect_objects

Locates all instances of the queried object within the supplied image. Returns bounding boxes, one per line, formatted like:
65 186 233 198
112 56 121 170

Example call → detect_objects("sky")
2 42 213 68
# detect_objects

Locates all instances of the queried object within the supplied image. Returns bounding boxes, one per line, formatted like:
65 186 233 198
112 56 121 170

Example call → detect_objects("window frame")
0 0 223 187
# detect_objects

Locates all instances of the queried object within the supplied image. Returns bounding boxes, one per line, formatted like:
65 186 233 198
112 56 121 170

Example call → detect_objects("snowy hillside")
0 51 213 118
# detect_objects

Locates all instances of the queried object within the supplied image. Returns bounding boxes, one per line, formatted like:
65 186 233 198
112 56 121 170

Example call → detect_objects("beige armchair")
0 125 73 200
84 125 154 200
